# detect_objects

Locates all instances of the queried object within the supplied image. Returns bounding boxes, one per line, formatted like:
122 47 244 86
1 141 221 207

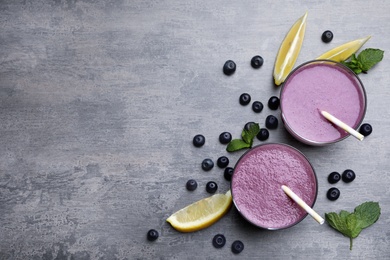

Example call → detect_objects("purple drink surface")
231 144 317 229
281 61 366 144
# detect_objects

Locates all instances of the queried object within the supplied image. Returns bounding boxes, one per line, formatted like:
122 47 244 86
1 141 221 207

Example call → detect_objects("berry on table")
193 134 205 147
268 96 280 110
147 229 159 241
224 167 234 181
265 115 278 129
252 101 264 113
231 240 244 254
328 172 341 184
202 158 214 171
321 30 334 43
186 179 198 191
239 93 251 106
359 123 372 136
256 128 269 141
223 60 236 75
217 156 229 168
244 121 256 131
342 169 356 183
206 181 218 194
327 187 340 201
219 132 232 144
251 55 264 69
212 234 226 248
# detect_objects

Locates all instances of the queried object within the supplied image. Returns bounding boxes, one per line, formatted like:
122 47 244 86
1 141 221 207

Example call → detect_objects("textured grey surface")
0 1 389 259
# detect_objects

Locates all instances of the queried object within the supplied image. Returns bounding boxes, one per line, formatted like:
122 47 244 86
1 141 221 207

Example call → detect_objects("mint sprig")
325 201 381 250
342 48 384 74
226 123 260 152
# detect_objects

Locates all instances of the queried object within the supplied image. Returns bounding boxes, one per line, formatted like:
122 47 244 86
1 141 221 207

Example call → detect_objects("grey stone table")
1 1 389 259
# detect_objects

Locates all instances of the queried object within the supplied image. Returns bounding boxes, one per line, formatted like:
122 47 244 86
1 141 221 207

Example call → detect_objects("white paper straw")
281 185 324 225
320 110 364 141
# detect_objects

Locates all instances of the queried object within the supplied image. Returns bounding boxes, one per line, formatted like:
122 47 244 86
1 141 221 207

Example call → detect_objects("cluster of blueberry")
222 55 264 76
326 169 357 201
212 234 244 254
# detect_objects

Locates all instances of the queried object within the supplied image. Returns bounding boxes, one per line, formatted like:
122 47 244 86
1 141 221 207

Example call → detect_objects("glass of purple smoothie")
280 60 367 145
231 143 318 230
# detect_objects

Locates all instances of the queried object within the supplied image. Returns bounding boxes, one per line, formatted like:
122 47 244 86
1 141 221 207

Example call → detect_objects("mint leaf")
357 48 384 72
226 139 251 152
342 48 384 74
241 123 260 145
354 201 381 229
325 201 381 250
226 123 260 152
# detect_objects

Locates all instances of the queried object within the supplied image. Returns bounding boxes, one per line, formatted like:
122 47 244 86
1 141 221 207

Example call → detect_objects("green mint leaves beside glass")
226 123 260 152
325 201 381 250
342 48 384 74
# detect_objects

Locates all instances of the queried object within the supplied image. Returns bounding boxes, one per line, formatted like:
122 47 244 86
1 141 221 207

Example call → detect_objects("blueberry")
186 179 198 191
202 158 214 171
219 132 232 144
212 234 226 248
206 181 218 194
244 121 256 131
321 30 334 43
217 156 229 168
328 172 341 184
224 167 234 181
268 96 280 110
256 128 269 141
251 55 264 69
223 60 236 75
193 134 205 147
147 229 159 241
359 123 372 136
239 93 251 106
252 101 264 113
342 169 356 183
327 187 340 201
265 115 278 129
231 240 244 254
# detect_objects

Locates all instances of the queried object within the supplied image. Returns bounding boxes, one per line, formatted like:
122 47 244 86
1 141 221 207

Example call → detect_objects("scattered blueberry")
359 123 372 136
251 55 264 69
147 229 159 241
223 60 236 75
212 234 226 248
202 159 214 171
239 93 251 106
219 132 232 144
244 121 256 131
327 187 340 201
328 172 341 184
342 169 356 183
256 128 269 141
321 30 334 43
231 240 244 254
193 134 205 147
217 156 229 168
224 167 234 181
186 179 198 191
265 115 278 129
268 96 280 110
252 101 264 113
206 181 218 194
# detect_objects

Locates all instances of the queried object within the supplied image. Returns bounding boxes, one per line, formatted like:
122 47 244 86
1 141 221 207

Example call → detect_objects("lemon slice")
273 12 308 86
166 190 232 232
316 36 371 62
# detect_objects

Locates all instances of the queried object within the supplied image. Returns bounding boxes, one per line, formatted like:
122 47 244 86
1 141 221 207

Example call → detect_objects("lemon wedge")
273 12 308 86
316 36 371 62
166 190 232 232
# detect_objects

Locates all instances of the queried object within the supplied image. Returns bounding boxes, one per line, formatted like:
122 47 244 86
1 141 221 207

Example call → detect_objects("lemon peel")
273 12 308 86
166 190 232 232
316 36 371 62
